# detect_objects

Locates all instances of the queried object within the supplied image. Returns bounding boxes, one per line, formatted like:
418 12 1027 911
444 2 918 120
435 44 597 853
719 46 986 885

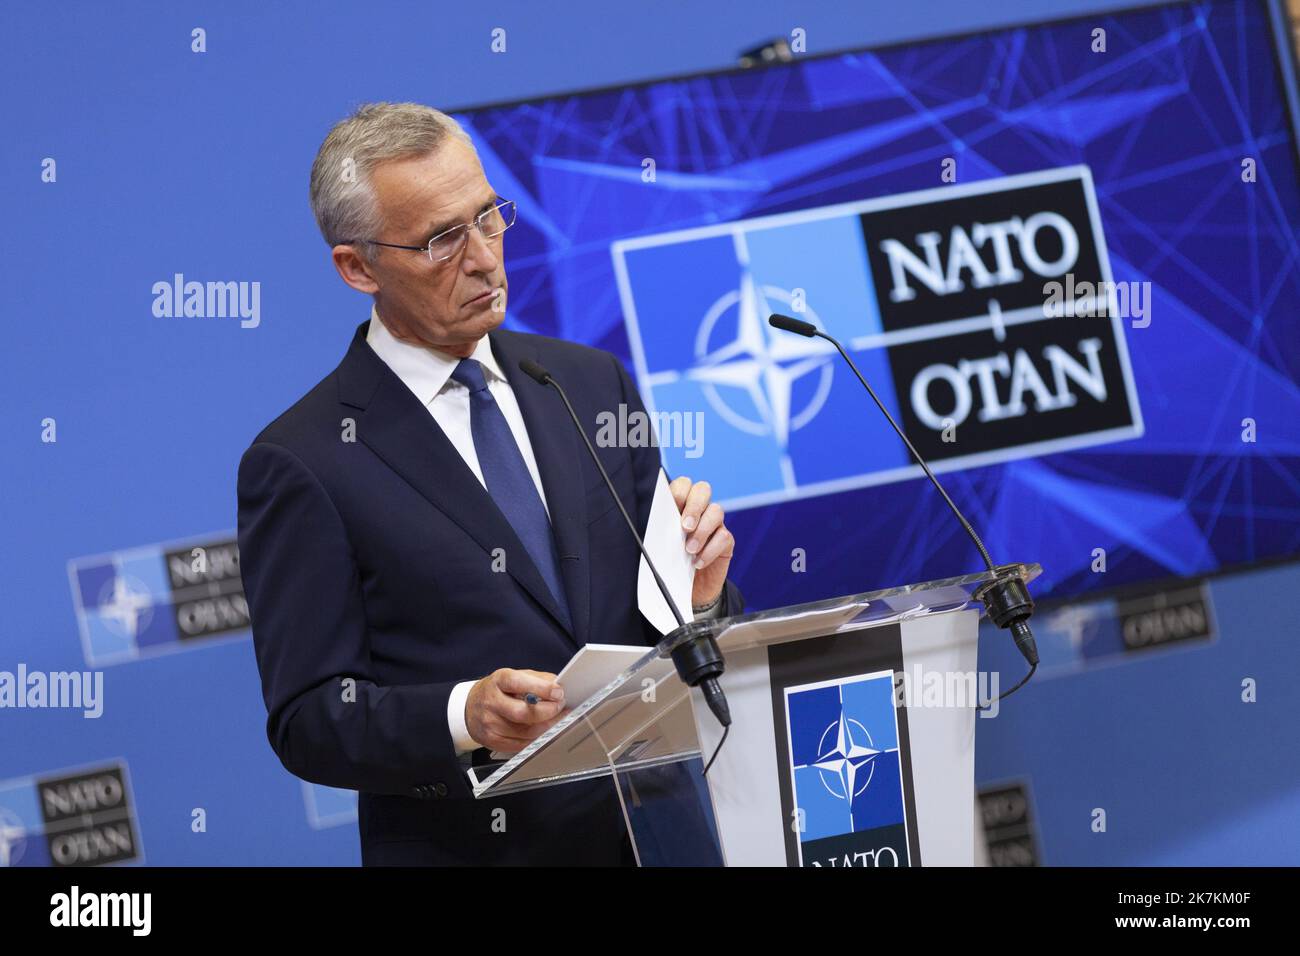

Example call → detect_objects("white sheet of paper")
553 643 650 707
486 643 649 760
487 471 692 760
638 467 696 635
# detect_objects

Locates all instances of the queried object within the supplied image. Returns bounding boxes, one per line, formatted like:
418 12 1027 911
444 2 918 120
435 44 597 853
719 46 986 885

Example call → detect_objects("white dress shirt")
364 306 721 759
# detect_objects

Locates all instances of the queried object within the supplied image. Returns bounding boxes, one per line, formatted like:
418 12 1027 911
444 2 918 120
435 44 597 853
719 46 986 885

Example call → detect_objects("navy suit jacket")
237 320 744 866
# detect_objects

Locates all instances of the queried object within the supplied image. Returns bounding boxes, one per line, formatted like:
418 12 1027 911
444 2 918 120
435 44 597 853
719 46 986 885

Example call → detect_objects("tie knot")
450 358 489 394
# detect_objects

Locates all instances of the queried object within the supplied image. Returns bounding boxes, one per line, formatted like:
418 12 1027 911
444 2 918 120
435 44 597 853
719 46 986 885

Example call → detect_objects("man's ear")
331 244 380 294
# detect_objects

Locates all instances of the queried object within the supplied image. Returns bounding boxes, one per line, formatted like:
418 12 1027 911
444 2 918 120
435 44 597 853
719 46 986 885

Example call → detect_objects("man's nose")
461 227 498 273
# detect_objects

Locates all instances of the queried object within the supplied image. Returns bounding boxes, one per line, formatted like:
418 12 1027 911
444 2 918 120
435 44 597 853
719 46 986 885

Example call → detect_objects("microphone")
766 314 1039 672
517 359 732 730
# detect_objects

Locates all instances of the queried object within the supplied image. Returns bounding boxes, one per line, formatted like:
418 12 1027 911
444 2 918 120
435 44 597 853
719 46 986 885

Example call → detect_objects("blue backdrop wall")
3 0 1297 866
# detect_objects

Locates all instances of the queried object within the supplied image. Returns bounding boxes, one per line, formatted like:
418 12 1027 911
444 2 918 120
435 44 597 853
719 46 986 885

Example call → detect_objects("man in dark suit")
237 102 743 865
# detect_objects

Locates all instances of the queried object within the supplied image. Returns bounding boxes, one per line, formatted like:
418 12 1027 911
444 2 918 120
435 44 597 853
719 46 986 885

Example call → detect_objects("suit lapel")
488 329 593 648
336 322 579 645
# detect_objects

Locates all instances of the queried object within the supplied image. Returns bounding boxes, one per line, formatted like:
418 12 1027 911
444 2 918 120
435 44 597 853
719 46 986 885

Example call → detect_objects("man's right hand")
464 668 566 754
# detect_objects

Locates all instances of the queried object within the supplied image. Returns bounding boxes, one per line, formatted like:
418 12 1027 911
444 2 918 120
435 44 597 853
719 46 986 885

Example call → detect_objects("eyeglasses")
351 198 516 264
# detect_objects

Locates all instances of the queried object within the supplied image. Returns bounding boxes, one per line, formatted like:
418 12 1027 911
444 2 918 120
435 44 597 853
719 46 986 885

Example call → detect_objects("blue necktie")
450 358 572 631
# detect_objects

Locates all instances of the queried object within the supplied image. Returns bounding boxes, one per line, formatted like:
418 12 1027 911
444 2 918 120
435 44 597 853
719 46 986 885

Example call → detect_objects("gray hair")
309 102 477 259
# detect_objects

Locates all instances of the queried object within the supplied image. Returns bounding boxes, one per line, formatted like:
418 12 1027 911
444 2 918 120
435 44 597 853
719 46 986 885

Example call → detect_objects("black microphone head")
768 313 817 337
518 358 552 385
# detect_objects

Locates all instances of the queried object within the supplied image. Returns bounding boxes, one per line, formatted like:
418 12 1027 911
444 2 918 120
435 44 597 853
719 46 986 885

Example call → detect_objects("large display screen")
458 0 1300 604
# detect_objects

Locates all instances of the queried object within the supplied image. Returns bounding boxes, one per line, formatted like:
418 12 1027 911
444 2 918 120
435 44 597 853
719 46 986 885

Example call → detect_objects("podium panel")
471 565 1040 867
688 609 978 866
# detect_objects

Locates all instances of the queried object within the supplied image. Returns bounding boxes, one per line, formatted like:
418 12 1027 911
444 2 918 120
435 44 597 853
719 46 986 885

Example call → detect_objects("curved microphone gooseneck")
767 314 1039 698
516 359 734 733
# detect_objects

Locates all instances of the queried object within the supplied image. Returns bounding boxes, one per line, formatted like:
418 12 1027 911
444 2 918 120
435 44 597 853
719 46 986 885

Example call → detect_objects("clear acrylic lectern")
470 564 1040 867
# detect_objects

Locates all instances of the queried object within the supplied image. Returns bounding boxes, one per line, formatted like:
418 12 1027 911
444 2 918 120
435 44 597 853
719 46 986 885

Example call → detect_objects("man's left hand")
669 476 735 611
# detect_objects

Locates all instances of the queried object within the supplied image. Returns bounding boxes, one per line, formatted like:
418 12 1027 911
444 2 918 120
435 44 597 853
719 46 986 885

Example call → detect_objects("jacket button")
434 782 448 798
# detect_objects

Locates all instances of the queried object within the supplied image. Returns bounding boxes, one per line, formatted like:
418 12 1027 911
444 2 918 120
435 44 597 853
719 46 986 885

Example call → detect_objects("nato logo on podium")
784 671 912 867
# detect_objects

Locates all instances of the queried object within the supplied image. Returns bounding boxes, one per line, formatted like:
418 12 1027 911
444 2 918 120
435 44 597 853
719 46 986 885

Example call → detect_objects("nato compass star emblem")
97 572 154 639
0 808 27 867
688 265 838 456
1043 604 1106 654
813 713 882 801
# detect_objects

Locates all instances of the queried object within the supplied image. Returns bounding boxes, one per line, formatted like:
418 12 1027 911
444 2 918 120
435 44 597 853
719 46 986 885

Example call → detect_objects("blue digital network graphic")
463 0 1300 603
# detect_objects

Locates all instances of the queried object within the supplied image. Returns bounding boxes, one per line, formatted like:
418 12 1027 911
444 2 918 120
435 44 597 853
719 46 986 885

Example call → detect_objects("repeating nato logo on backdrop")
68 537 248 667
0 762 142 867
612 166 1143 509
785 671 910 866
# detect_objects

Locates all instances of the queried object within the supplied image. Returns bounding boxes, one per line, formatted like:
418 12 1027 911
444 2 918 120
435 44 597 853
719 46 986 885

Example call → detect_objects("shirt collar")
365 304 506 406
